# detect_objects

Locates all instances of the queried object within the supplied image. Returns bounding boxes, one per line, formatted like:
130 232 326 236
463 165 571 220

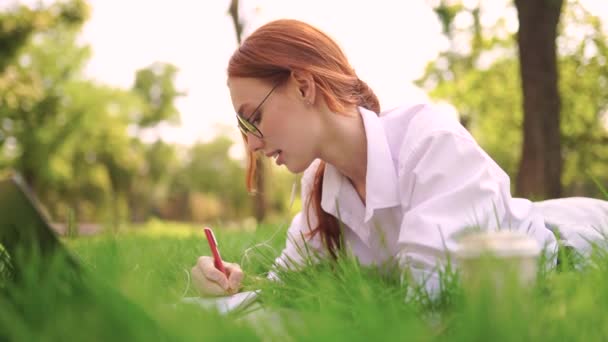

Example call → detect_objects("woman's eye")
251 112 262 124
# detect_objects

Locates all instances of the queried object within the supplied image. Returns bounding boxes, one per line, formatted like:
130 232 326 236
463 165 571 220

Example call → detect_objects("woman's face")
228 76 321 173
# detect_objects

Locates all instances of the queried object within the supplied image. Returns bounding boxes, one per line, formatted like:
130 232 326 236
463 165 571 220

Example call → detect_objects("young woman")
191 19 608 297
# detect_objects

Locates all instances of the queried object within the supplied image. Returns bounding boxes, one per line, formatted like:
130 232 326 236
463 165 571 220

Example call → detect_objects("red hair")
228 19 380 258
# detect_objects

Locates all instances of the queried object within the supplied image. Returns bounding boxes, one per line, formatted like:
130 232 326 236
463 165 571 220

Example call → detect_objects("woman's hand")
191 256 244 296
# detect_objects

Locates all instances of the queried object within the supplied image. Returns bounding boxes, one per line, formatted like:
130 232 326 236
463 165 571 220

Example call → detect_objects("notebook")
180 290 260 314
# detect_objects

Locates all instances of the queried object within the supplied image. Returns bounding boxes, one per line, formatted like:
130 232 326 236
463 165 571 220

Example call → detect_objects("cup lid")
455 230 541 259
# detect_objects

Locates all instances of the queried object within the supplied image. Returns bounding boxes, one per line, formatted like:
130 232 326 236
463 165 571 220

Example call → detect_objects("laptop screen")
0 173 78 280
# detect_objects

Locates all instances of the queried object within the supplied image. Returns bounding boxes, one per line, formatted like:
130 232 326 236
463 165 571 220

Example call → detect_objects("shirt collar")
321 106 400 223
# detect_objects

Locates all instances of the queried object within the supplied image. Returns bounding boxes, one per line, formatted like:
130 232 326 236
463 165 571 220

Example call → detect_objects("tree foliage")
0 0 297 225
417 0 608 198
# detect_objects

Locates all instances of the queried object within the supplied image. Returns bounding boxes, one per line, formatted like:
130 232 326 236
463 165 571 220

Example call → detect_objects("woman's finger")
197 256 229 289
191 266 226 296
224 262 244 291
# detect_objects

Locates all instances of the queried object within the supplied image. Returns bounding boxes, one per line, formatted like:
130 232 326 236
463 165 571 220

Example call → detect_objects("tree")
0 2 89 193
418 0 608 198
423 0 567 199
228 0 267 222
514 0 564 199
168 136 250 221
54 81 143 223
0 1 172 223
126 140 180 222
0 0 87 72
126 62 184 221
132 62 184 128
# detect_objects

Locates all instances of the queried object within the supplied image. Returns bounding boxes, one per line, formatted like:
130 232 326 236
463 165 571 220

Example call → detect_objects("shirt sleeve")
395 129 516 297
267 160 327 281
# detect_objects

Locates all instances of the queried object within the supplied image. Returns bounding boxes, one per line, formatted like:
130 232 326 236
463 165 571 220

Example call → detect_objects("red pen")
203 227 228 276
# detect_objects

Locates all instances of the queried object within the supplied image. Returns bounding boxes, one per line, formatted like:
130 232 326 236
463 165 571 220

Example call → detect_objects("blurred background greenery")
0 0 606 233
0 0 298 231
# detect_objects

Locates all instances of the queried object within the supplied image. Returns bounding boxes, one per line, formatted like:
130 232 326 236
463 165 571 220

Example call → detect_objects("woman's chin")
285 158 314 174
284 163 300 173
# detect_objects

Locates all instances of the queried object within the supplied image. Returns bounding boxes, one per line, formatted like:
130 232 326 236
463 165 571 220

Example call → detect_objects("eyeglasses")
236 82 281 139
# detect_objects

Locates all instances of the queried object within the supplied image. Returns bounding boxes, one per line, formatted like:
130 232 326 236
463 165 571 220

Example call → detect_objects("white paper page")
181 290 260 314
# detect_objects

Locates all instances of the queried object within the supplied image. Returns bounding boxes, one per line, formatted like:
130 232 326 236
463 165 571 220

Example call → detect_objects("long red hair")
227 19 380 258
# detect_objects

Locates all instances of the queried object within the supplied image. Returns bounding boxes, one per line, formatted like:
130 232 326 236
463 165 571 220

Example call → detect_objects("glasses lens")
236 114 261 137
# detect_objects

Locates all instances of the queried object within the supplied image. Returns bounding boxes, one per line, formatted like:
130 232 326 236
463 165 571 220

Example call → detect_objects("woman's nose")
246 133 264 153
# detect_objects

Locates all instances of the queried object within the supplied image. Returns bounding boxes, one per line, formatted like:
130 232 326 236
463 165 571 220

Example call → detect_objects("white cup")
455 230 541 293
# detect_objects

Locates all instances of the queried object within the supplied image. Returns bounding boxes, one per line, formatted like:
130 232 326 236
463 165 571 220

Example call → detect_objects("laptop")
0 173 172 338
0 172 79 282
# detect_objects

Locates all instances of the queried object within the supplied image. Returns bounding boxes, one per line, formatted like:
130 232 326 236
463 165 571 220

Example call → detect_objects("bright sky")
75 0 607 157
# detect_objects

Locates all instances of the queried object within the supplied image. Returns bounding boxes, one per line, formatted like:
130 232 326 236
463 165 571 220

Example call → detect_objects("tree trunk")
514 0 564 199
228 0 266 221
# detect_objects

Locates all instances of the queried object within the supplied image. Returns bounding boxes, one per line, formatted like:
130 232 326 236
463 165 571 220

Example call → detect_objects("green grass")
2 219 608 341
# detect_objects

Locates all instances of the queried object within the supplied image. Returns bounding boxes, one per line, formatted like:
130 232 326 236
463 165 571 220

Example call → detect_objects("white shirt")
269 103 605 294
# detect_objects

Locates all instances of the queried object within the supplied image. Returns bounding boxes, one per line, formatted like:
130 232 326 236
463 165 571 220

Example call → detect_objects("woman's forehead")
228 77 271 113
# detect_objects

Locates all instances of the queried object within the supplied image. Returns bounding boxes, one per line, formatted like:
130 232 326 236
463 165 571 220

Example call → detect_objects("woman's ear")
290 70 315 106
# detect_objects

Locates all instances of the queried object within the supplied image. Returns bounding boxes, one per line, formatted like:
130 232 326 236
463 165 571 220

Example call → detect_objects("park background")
3 1 608 341
1 0 607 231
